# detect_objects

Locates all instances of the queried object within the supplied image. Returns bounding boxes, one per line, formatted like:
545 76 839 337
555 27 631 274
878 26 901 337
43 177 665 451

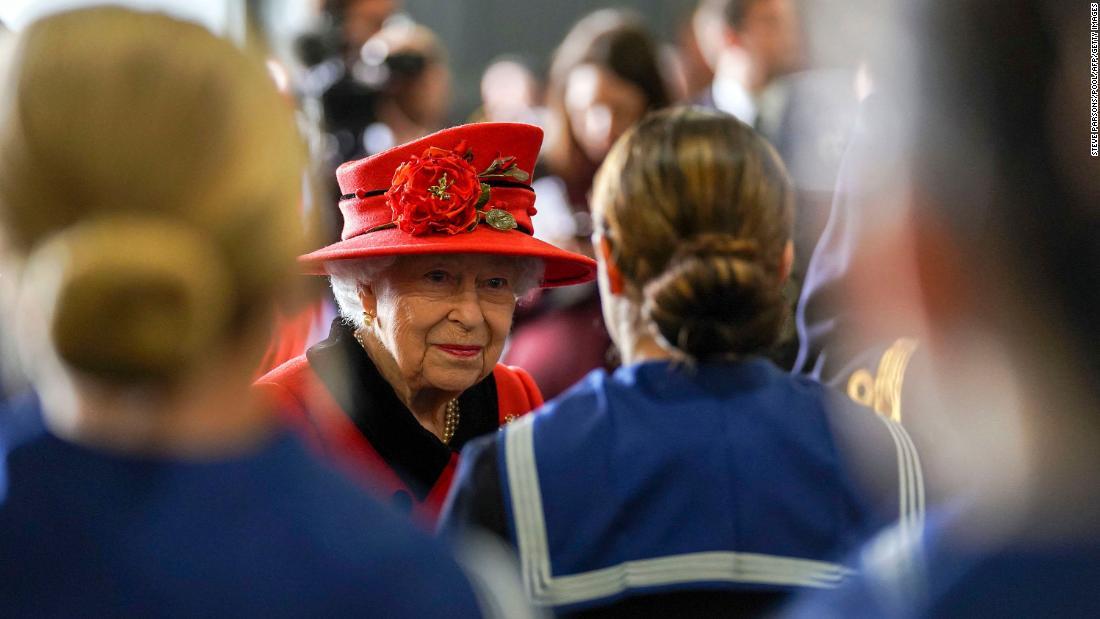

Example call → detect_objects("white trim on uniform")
503 416 859 608
876 415 925 536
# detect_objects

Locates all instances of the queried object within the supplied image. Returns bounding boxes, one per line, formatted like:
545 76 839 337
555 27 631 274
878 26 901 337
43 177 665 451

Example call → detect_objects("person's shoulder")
536 367 611 417
254 353 313 388
0 394 52 507
492 363 543 406
492 363 533 385
0 392 46 455
253 354 317 417
780 365 890 427
803 378 923 530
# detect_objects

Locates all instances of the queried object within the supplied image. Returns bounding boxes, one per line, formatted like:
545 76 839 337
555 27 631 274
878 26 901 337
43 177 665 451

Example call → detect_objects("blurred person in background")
504 9 672 400
299 0 400 168
332 0 399 66
542 9 672 214
256 123 596 524
762 0 864 281
785 0 1100 616
0 8 524 617
672 2 718 101
791 84 925 420
470 55 544 127
441 108 923 617
789 0 904 393
697 0 803 127
358 18 451 154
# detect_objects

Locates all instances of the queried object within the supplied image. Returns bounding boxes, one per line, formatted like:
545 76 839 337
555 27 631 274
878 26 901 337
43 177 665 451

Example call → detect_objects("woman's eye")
425 270 450 284
484 277 510 290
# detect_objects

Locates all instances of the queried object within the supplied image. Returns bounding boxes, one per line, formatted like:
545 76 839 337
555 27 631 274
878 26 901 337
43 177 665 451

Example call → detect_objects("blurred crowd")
0 0 1096 617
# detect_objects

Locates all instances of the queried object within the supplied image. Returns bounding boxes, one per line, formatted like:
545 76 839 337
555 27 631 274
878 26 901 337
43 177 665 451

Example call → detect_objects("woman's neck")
40 362 273 459
607 295 675 366
358 328 453 440
619 334 675 366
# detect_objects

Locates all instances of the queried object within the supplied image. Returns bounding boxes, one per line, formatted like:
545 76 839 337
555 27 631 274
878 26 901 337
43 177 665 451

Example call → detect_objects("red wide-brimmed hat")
300 122 596 287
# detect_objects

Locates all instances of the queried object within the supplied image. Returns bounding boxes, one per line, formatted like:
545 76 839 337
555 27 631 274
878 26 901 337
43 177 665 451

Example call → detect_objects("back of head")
592 107 793 361
0 8 307 383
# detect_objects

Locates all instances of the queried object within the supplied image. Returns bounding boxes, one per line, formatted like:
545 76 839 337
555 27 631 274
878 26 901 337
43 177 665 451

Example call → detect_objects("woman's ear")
356 282 378 321
597 236 625 295
778 241 795 285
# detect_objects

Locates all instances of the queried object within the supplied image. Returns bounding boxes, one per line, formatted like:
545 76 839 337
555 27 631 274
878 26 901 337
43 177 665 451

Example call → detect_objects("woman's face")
564 64 649 164
361 254 521 394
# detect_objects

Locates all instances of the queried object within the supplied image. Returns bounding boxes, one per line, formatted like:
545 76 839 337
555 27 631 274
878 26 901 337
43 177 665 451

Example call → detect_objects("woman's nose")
446 286 485 329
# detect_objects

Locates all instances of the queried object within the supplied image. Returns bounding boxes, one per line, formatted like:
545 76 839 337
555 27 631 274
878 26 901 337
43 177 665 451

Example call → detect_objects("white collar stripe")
877 415 925 535
503 416 859 607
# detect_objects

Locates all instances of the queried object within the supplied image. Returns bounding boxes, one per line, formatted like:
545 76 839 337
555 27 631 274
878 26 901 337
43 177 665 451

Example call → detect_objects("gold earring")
363 310 375 327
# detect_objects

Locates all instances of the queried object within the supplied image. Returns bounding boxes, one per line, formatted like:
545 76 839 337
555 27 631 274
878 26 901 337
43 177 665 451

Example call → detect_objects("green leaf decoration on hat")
501 166 530 182
485 208 518 231
479 155 530 182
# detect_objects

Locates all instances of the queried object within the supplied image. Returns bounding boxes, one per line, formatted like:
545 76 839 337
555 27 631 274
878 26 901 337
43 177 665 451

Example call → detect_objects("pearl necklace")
355 329 461 445
443 399 460 445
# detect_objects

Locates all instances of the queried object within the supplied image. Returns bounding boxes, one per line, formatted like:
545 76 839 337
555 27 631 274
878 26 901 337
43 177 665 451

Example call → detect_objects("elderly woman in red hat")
257 123 595 523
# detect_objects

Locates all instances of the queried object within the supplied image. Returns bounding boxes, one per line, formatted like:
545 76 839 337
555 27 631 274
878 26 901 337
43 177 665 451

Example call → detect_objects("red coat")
255 355 542 526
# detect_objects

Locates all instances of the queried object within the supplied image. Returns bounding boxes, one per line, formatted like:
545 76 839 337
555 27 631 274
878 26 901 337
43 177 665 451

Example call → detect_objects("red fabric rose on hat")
386 145 484 236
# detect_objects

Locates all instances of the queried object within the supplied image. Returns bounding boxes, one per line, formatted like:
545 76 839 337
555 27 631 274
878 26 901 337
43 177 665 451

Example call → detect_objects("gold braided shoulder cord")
846 337 920 423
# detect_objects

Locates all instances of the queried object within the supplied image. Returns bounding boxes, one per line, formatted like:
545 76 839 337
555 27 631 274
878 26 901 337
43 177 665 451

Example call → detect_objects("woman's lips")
435 344 483 358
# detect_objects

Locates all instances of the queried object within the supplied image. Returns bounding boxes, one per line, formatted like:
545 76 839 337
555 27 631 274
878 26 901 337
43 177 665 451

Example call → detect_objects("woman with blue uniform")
440 107 923 617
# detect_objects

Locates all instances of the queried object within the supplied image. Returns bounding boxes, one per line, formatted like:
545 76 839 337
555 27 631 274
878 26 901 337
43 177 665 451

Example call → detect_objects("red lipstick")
436 344 482 358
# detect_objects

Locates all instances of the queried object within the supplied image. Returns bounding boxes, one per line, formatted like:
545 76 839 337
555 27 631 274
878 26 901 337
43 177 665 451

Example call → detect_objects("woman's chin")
422 367 486 394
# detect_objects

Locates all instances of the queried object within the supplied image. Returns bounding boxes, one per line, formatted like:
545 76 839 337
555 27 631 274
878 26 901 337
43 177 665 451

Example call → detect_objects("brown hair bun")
643 234 785 359
23 216 231 382
591 107 794 361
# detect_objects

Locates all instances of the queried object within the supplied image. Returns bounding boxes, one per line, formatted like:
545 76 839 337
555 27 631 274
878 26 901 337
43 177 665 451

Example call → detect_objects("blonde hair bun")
0 7 310 385
22 216 232 381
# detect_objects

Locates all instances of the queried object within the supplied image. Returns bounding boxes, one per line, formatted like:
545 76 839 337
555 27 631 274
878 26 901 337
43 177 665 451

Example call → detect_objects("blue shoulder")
532 368 609 422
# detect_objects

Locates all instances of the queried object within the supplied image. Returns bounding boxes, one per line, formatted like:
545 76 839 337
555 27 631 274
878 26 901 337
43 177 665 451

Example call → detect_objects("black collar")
306 319 499 499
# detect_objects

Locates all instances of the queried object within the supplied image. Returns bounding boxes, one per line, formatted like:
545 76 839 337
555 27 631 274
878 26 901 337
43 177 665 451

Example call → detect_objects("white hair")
325 255 545 330
326 257 396 330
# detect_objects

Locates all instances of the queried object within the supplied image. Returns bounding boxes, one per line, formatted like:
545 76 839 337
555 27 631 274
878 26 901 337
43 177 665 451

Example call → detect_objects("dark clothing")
321 73 380 163
440 359 922 617
306 318 500 496
256 319 542 524
0 393 485 618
